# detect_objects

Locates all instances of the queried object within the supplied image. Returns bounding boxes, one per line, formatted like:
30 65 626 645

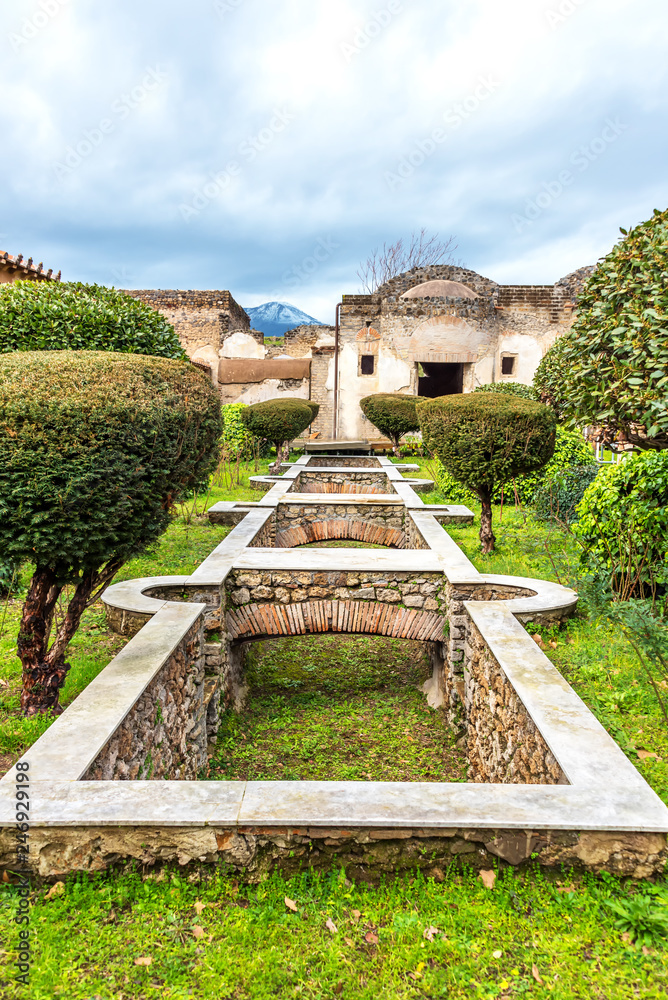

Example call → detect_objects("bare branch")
356 228 459 293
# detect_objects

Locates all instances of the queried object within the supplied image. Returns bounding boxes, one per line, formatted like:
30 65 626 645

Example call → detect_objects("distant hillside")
244 301 324 339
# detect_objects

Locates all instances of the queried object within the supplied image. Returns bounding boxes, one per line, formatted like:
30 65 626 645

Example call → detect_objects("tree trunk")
479 489 496 554
18 563 121 717
391 434 401 458
269 439 290 475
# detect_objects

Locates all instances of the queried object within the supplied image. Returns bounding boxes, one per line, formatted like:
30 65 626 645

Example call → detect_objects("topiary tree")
0 280 186 358
359 393 427 455
435 426 594 507
241 397 318 473
574 451 668 598
535 208 668 448
473 381 538 401
418 393 556 552
0 351 221 716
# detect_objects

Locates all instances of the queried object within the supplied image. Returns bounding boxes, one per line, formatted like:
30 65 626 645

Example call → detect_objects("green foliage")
473 381 538 400
0 280 186 359
221 402 256 459
605 891 668 948
240 397 317 446
418 393 556 498
535 208 668 447
0 351 221 583
435 426 593 507
359 393 426 447
533 463 600 523
574 451 668 596
0 559 20 597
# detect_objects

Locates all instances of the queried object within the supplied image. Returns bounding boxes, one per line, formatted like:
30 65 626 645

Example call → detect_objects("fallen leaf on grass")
408 962 425 981
344 936 355 947
533 634 546 648
351 909 361 923
44 881 65 900
194 900 206 915
479 870 496 889
549 640 558 649
532 965 542 983
364 931 379 945
193 926 205 940
0 678 8 688
423 926 441 942
642 946 652 956
334 983 344 996
637 750 660 761
621 932 632 943
134 957 152 967
492 949 503 959
285 896 299 912
325 918 338 935
1 871 9 883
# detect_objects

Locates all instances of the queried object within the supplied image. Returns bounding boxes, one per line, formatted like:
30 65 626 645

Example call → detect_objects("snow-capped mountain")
244 301 325 339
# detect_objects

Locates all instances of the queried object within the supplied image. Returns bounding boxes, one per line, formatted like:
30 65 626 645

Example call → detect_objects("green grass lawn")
1 451 667 998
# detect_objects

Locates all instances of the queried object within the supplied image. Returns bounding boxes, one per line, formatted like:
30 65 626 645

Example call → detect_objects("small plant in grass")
418 393 556 552
605 891 668 947
360 393 427 455
0 350 220 716
241 398 318 473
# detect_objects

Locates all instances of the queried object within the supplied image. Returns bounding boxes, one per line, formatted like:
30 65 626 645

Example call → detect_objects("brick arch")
227 599 444 643
275 520 406 549
296 482 386 495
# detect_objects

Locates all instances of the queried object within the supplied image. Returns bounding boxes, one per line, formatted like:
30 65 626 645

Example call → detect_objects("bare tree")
356 228 459 294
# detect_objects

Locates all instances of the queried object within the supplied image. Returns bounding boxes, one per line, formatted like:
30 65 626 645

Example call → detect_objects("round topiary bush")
0 280 186 359
534 207 668 448
418 392 556 551
573 451 668 597
359 393 426 454
241 397 318 471
435 426 594 506
0 350 221 715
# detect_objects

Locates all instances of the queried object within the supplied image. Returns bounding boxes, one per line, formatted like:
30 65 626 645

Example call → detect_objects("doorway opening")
417 361 463 397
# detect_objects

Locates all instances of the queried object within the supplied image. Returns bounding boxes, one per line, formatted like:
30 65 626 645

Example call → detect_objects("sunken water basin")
1 456 666 880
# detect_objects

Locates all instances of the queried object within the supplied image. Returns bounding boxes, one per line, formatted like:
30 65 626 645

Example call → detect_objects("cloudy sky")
1 0 667 321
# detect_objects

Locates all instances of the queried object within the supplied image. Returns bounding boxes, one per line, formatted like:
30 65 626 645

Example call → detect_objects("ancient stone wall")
83 619 207 781
275 502 404 533
126 289 251 357
290 471 392 494
465 619 565 784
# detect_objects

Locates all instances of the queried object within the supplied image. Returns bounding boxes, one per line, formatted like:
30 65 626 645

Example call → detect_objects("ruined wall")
275 502 404 533
126 290 251 357
83 619 207 781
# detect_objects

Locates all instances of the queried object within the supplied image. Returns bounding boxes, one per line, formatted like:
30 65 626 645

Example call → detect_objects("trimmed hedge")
533 463 600 524
574 451 668 596
359 393 426 451
419 392 556 551
0 350 221 578
240 397 317 446
0 280 186 359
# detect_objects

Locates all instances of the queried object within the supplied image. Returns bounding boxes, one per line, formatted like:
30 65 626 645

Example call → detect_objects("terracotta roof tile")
0 251 61 281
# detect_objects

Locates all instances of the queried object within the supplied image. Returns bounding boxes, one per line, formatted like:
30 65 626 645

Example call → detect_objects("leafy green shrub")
605 892 668 948
574 450 668 597
0 350 221 715
534 207 668 449
418 392 556 552
473 381 538 400
0 559 20 597
533 464 600 523
435 426 593 507
241 397 318 471
221 402 256 459
0 280 186 358
360 393 426 454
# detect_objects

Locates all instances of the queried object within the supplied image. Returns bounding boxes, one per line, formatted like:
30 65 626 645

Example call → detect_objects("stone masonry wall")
275 502 404 533
291 471 393 494
465 620 565 784
306 457 381 468
84 619 207 782
126 290 251 357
